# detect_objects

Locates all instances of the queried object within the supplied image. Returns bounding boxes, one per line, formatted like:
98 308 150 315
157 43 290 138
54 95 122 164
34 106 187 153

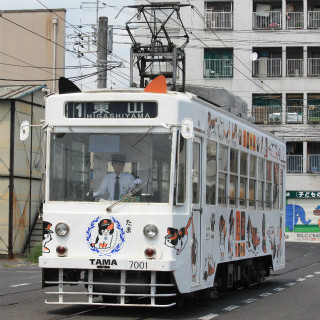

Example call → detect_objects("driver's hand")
134 179 142 185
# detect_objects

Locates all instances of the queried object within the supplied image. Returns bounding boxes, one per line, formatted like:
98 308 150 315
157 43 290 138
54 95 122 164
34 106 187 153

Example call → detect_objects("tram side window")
206 140 217 205
280 166 284 210
273 162 279 209
218 144 228 204
257 157 265 208
229 148 238 206
249 155 256 207
239 152 247 206
192 141 201 204
176 134 186 204
265 160 272 208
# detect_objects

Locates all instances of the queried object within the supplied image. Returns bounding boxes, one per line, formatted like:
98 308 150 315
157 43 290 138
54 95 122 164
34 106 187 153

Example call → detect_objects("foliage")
28 242 42 263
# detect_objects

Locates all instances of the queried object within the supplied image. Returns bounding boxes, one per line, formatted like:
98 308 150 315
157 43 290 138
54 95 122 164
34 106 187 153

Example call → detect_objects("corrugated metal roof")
0 85 46 100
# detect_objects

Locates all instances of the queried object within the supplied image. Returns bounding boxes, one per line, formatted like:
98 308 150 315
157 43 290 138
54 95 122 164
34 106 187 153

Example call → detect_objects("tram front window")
49 132 172 203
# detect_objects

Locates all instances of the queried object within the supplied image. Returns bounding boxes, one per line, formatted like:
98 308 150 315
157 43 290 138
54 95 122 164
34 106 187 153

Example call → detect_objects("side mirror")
20 120 30 141
181 118 193 139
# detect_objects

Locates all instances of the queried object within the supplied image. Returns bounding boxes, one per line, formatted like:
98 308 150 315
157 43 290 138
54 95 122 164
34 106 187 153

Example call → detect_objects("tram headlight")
143 224 158 238
55 222 69 237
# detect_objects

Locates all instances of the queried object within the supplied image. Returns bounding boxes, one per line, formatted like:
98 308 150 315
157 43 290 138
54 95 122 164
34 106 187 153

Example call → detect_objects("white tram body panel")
39 88 286 306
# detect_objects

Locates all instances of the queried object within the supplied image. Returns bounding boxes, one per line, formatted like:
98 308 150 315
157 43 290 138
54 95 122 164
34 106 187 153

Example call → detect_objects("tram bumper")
40 257 178 307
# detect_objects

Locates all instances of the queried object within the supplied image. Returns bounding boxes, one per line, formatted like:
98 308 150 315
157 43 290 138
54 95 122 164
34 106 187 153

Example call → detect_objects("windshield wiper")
106 181 150 212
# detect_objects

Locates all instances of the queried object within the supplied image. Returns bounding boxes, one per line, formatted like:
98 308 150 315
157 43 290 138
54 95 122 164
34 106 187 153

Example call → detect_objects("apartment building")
134 0 320 241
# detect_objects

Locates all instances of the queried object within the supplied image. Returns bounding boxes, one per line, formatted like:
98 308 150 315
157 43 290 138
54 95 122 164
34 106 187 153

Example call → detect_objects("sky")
0 0 133 89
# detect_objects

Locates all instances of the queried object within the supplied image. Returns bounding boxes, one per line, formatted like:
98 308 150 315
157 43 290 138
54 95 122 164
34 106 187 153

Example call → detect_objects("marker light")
144 247 156 259
56 245 67 257
143 224 158 238
55 222 69 236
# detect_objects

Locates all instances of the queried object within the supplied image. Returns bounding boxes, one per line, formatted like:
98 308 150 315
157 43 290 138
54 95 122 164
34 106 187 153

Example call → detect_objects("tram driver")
90 153 142 201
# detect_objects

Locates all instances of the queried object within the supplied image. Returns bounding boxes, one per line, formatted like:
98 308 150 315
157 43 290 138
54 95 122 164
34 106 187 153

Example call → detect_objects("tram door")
191 137 202 285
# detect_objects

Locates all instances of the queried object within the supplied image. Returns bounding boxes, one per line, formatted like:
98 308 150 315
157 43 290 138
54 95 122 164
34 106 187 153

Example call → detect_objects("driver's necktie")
114 176 120 200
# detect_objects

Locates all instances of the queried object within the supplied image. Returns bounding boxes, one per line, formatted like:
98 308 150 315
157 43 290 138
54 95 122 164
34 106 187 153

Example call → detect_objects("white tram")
38 77 286 307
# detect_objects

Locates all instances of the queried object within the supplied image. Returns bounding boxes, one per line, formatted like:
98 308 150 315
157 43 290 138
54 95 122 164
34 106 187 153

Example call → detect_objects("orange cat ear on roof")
144 75 167 93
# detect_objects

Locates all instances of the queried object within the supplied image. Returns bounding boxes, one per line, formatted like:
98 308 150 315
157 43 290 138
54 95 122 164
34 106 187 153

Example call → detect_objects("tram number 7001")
129 261 148 270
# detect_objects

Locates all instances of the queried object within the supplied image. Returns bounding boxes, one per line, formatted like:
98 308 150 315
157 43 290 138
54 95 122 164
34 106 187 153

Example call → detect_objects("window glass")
219 144 228 172
250 155 256 177
206 140 217 205
265 182 272 208
49 132 172 203
230 148 238 173
240 177 247 206
177 134 186 203
257 180 264 208
229 174 237 205
266 160 272 182
258 157 265 180
280 166 284 210
218 173 227 204
273 162 279 209
240 152 247 175
249 179 255 206
192 142 201 204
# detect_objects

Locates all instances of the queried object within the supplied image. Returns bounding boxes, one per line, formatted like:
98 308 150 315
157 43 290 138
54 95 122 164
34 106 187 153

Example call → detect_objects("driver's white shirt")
93 172 136 200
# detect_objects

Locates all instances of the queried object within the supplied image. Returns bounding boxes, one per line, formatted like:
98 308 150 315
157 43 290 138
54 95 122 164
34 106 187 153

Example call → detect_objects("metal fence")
287 155 303 173
286 106 303 124
286 12 304 29
308 11 320 28
308 154 320 172
252 105 281 124
253 11 282 29
287 59 303 77
203 59 233 78
307 105 320 123
308 58 320 76
205 11 233 30
253 58 282 77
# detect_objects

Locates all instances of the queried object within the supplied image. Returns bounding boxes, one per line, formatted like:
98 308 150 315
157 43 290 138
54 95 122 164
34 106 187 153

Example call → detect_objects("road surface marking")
296 278 305 282
198 314 219 320
243 298 257 304
10 283 31 288
259 292 272 297
223 305 240 311
286 282 296 287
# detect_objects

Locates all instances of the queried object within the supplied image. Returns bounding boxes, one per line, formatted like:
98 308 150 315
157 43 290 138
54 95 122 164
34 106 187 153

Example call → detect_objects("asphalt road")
1 241 320 320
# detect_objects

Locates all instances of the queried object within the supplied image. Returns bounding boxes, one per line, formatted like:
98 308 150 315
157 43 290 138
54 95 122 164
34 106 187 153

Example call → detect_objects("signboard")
65 101 158 119
286 191 320 199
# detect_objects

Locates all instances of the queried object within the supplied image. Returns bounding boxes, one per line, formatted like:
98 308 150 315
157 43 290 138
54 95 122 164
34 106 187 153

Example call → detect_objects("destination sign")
65 101 158 119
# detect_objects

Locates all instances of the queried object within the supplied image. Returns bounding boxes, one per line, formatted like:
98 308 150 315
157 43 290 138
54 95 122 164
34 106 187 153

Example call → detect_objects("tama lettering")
89 259 118 266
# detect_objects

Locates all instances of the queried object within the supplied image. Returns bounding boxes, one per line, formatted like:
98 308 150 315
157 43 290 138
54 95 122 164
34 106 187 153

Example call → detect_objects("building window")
204 48 233 79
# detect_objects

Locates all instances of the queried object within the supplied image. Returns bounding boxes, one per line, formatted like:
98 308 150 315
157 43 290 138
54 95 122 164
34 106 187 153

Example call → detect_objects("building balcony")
203 59 233 78
307 105 320 123
308 10 320 28
308 154 320 172
252 58 282 77
286 106 303 124
253 11 282 30
287 59 303 77
287 155 302 173
252 105 281 124
308 58 320 76
286 11 304 29
205 10 233 30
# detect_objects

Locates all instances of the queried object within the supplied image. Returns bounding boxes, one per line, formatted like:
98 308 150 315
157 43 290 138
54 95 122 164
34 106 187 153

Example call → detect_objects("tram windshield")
49 132 172 203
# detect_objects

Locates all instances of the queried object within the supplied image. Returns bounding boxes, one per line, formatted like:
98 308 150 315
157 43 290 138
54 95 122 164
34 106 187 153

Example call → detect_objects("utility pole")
97 16 108 88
